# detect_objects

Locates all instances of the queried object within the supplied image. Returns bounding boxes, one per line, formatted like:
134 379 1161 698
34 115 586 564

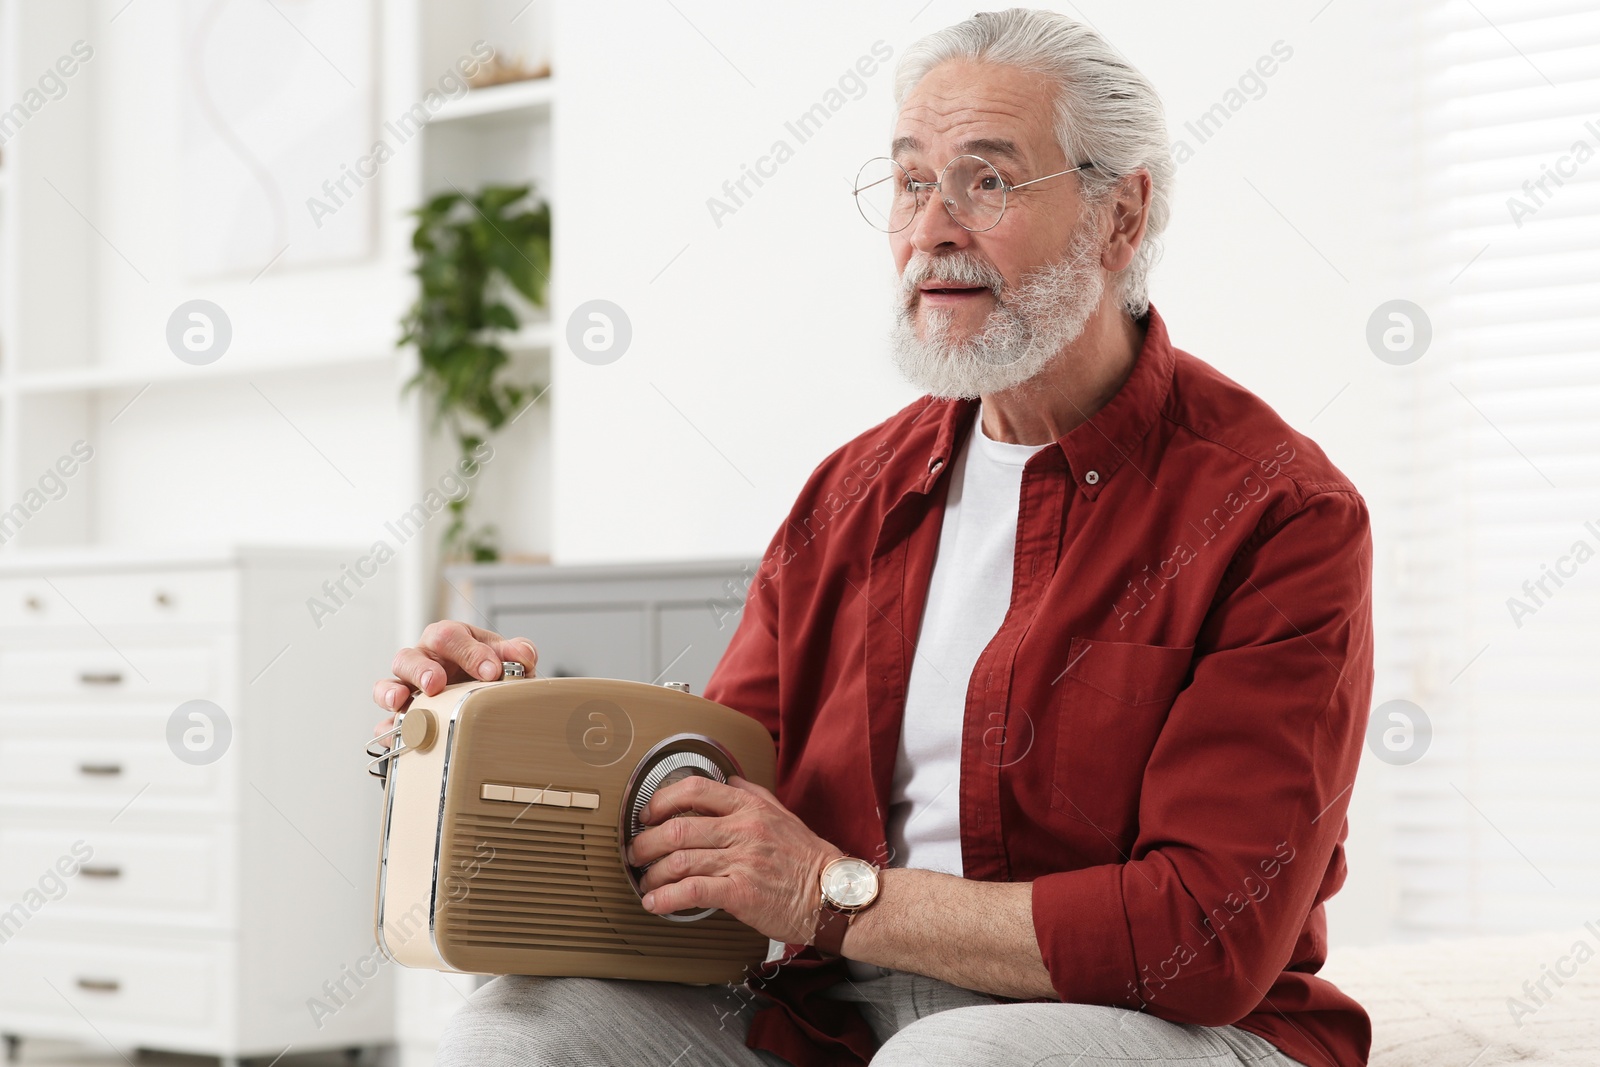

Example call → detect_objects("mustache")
899 253 1006 305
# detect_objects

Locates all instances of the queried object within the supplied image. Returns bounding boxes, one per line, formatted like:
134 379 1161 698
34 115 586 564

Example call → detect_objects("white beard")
890 227 1106 399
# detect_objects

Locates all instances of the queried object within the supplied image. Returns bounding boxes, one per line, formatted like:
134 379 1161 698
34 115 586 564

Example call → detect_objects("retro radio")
367 666 777 983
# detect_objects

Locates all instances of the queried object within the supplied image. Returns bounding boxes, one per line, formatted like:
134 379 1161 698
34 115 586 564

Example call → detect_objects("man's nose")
908 191 972 255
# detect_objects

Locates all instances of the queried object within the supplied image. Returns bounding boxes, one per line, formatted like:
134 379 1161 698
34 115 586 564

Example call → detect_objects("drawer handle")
78 763 124 777
79 866 122 880
76 977 120 993
154 591 173 608
24 596 44 612
78 672 124 687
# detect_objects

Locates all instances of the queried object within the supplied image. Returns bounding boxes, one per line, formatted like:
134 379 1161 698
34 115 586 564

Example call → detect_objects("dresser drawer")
0 646 216 701
0 570 236 628
0 734 227 806
0 824 228 925
0 936 218 1029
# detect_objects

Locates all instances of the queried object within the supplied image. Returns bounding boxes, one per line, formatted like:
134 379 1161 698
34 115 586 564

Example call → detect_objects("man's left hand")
627 774 844 944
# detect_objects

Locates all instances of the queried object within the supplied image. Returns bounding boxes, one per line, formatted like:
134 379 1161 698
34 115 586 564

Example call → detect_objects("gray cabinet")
443 559 757 695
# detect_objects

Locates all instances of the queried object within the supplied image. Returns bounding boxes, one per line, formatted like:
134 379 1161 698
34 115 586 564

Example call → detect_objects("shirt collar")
918 304 1177 502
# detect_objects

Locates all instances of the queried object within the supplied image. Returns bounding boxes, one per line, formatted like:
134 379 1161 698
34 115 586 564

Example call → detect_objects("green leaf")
399 182 552 562
482 303 518 332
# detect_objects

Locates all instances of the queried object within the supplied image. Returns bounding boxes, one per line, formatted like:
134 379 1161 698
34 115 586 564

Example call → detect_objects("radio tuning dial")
627 751 723 841
623 748 729 923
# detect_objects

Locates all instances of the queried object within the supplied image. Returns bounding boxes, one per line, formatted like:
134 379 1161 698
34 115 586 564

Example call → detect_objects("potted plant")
399 184 551 562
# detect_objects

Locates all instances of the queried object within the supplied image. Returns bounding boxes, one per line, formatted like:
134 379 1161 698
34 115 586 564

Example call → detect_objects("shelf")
506 320 554 352
12 347 400 394
9 323 551 395
429 78 555 124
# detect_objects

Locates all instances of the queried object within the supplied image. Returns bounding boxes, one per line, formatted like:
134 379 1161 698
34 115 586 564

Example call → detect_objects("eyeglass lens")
853 155 1007 233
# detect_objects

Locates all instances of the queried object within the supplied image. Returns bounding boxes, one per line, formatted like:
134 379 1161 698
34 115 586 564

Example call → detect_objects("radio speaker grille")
442 811 758 958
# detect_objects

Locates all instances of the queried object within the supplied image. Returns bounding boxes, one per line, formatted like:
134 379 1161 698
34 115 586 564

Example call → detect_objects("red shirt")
704 306 1373 1067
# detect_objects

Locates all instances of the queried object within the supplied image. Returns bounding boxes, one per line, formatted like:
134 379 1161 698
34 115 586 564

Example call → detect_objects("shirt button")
1085 470 1100 485
929 457 944 473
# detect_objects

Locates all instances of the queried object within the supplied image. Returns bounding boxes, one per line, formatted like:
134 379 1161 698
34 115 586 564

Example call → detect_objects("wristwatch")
812 855 880 957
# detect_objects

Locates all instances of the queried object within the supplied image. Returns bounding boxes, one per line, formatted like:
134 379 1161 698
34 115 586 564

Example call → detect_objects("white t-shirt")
884 406 1050 877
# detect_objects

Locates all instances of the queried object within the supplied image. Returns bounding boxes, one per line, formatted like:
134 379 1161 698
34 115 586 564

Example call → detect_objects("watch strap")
812 901 851 957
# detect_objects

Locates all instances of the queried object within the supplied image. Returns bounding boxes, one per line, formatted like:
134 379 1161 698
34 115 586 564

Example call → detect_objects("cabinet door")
492 608 648 681
0 646 216 702
653 604 742 695
0 730 227 809
0 935 220 1029
0 824 228 927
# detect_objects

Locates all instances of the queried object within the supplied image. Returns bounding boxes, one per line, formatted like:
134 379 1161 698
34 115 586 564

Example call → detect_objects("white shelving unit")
0 0 559 1063
0 0 557 579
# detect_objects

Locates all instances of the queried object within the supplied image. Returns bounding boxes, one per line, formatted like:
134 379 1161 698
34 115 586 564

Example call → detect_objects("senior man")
376 9 1372 1067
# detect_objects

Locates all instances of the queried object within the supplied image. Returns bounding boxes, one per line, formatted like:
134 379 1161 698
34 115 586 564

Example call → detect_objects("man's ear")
1101 169 1152 274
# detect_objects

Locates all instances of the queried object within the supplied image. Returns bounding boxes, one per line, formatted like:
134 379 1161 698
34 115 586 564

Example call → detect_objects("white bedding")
1318 925 1600 1066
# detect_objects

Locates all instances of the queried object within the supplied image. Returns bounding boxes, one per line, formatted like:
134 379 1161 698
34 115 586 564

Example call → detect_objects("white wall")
551 2 916 562
554 0 1415 943
551 0 1409 563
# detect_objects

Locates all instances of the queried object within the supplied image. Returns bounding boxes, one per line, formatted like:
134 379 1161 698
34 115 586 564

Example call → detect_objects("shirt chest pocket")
1048 637 1195 850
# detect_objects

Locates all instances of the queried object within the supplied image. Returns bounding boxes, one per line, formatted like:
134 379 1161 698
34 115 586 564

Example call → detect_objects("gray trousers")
435 968 1307 1066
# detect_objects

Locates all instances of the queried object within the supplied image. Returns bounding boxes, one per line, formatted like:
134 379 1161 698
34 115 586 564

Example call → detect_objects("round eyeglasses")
853 154 1093 234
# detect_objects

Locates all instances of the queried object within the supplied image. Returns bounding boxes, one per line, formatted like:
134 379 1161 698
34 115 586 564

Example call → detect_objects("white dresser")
0 548 396 1066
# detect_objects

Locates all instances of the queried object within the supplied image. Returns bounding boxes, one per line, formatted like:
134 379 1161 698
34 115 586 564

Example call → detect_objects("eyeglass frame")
854 152 1096 234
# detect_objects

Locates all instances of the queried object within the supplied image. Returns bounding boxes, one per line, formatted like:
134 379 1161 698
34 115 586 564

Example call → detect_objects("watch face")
821 857 878 909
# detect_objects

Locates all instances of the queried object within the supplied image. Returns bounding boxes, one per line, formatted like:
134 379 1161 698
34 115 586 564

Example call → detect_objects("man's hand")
370 621 538 748
628 774 844 945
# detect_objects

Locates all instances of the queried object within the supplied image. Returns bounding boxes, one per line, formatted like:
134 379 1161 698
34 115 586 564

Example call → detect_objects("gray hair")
894 8 1173 316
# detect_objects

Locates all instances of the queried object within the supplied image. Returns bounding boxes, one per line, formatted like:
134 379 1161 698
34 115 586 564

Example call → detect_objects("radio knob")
627 751 723 841
400 708 438 753
623 749 729 922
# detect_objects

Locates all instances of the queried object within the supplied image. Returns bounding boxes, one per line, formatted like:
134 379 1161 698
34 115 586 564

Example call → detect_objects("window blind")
1387 0 1600 935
